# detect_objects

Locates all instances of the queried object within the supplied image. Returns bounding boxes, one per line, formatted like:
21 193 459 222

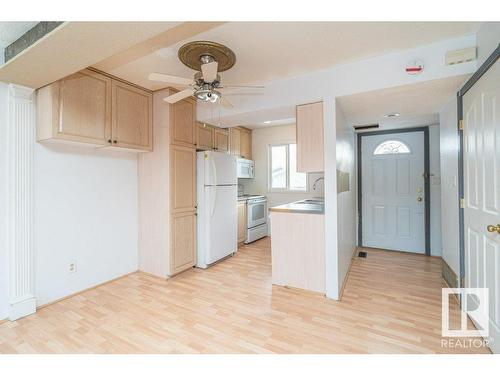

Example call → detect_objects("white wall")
199 35 476 124
0 83 8 319
439 96 460 275
437 22 499 277
334 103 357 295
34 144 139 306
476 22 500 66
239 124 324 209
429 125 442 257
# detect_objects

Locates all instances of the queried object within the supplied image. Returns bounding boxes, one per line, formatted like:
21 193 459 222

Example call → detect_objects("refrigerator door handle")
211 157 217 186
210 186 217 218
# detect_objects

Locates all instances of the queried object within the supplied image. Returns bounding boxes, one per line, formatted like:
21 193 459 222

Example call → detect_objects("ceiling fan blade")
220 96 233 109
220 84 265 89
201 61 218 83
149 72 193 86
164 88 196 104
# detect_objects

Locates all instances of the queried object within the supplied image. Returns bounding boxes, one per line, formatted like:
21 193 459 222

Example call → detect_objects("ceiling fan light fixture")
195 88 221 103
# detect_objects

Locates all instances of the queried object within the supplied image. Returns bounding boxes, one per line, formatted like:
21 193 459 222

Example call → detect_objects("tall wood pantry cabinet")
138 88 197 278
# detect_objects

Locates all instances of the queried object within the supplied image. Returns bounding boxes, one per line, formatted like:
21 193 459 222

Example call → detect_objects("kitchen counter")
269 199 324 215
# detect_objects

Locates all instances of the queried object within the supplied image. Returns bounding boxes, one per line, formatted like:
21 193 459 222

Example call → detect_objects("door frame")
357 127 431 255
457 43 500 288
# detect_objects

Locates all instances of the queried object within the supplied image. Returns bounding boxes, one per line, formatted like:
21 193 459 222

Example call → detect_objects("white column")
6 84 36 321
323 96 339 300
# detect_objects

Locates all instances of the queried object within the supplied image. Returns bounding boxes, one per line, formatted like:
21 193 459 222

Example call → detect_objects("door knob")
487 224 500 234
417 197 423 202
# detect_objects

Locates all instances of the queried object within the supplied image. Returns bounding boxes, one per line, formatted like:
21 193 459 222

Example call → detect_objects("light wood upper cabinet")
196 122 214 150
170 145 196 213
112 80 152 151
239 128 252 159
229 127 252 158
229 127 241 157
37 69 112 145
296 101 324 172
170 211 196 275
214 128 230 153
171 98 196 148
237 201 247 244
37 68 153 152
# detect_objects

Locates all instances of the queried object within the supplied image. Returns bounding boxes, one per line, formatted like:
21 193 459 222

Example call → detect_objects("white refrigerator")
196 150 238 268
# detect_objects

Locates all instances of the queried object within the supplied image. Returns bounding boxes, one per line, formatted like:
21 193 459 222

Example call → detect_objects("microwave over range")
237 158 254 179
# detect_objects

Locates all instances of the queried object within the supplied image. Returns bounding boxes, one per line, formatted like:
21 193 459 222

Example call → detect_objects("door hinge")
460 198 465 209
460 276 465 288
458 120 464 130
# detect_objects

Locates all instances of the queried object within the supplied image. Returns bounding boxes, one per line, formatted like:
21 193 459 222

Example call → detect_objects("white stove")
238 194 268 243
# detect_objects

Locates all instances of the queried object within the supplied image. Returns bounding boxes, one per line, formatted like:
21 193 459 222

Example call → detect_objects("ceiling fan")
148 41 264 108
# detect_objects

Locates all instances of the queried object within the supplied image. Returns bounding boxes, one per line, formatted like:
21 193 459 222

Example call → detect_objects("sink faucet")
312 177 324 191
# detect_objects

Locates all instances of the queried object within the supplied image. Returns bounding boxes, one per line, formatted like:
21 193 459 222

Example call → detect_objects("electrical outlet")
69 261 77 273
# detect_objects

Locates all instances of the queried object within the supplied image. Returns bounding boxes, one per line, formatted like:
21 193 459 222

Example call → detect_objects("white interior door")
361 132 425 253
463 59 500 353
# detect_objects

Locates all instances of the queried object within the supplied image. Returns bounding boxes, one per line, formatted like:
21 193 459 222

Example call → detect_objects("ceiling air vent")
445 47 476 66
353 124 380 131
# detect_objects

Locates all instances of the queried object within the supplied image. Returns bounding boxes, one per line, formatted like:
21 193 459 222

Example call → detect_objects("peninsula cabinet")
36 68 153 152
296 101 324 172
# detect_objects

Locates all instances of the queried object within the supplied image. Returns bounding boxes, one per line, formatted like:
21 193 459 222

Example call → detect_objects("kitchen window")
269 143 307 191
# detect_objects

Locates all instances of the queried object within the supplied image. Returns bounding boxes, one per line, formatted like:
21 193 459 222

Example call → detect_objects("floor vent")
358 251 367 258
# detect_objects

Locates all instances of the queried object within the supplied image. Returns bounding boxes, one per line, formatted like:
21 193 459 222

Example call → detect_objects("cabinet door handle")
108 139 112 144
113 140 117 144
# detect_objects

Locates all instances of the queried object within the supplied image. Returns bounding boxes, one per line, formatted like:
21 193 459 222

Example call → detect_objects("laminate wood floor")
0 238 490 353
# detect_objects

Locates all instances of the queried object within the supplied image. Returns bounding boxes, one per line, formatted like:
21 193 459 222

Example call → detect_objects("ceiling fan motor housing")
178 41 236 72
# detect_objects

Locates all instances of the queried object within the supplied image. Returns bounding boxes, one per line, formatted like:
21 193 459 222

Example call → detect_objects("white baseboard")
9 297 36 321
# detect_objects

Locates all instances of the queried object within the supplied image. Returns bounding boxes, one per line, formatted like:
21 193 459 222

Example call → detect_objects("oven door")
247 199 267 228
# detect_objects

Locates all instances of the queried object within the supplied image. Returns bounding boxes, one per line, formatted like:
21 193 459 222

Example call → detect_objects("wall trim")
338 246 359 300
442 258 459 289
37 271 138 310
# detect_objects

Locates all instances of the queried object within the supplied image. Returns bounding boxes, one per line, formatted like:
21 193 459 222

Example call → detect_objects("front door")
463 59 500 353
361 131 425 253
